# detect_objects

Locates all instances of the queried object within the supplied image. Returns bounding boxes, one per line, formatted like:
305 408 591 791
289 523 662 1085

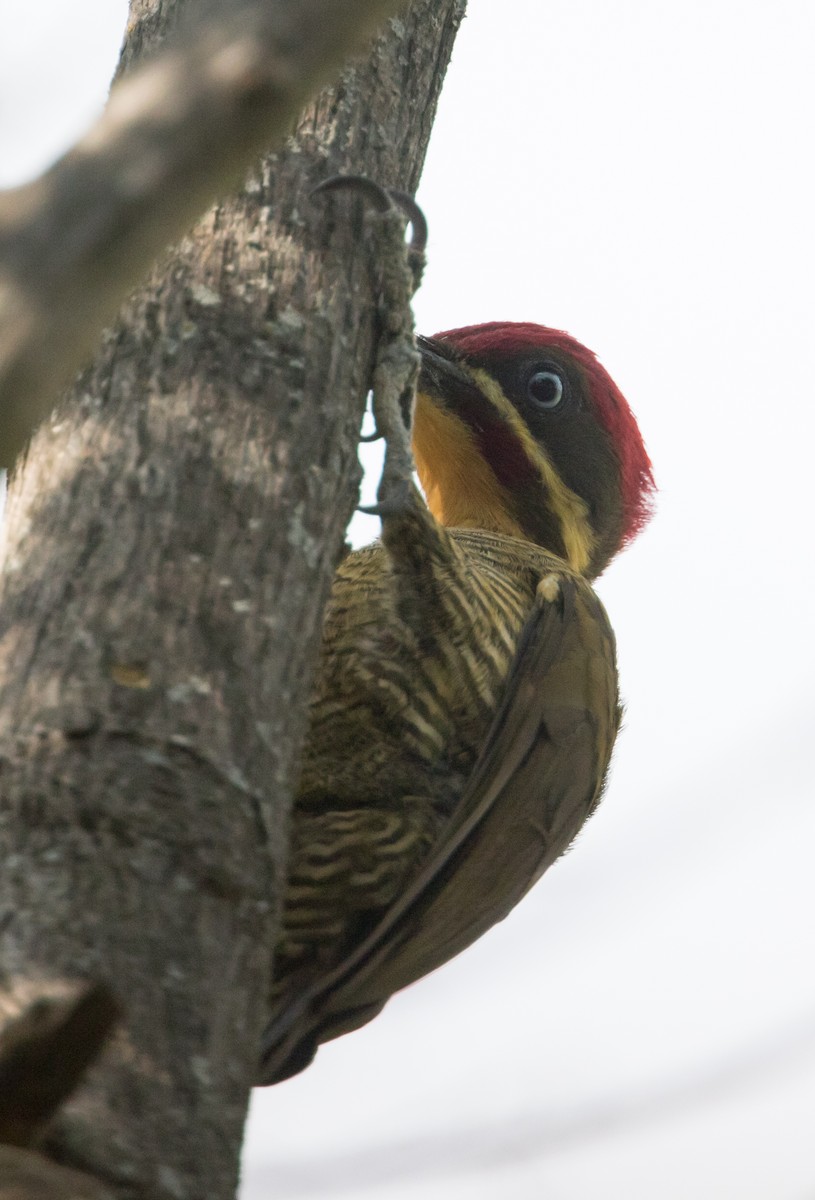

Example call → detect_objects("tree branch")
0 0 465 1195
0 0 408 468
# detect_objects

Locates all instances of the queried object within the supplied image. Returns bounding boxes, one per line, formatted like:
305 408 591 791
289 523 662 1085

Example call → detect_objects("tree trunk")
0 0 465 1196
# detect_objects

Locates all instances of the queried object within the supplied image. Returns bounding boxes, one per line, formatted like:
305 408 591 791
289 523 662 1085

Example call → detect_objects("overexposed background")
2 2 814 1197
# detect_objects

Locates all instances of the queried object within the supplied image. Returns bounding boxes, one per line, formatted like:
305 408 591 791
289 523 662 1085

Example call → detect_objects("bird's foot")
311 176 427 519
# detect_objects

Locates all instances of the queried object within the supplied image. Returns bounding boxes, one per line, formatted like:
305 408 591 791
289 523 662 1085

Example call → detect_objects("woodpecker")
259 193 654 1085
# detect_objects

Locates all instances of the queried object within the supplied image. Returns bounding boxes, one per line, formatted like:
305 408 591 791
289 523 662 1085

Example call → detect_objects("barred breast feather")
272 525 589 1011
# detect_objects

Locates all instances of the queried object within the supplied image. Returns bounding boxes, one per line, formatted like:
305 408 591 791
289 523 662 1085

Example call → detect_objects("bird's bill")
416 335 476 412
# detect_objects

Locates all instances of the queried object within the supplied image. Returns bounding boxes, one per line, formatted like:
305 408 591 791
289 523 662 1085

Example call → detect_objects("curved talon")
357 496 411 519
310 175 427 253
359 429 383 443
387 189 428 254
311 174 392 212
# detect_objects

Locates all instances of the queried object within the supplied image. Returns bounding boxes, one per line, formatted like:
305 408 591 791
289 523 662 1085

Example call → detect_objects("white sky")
2 2 814 1197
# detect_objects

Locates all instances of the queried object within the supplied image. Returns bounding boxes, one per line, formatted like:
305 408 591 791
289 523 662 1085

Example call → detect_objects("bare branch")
0 983 120 1148
0 1147 114 1200
0 0 465 1190
0 986 119 1199
0 0 407 467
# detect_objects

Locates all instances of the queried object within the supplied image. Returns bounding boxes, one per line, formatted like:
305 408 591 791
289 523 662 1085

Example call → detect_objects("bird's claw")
310 176 427 263
313 174 425 523
357 476 413 519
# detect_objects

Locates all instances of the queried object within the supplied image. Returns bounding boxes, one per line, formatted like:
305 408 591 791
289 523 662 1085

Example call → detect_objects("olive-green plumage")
258 237 653 1086
262 514 619 1084
278 525 588 980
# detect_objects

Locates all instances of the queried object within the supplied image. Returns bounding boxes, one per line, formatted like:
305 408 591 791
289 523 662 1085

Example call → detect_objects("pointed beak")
416 336 474 410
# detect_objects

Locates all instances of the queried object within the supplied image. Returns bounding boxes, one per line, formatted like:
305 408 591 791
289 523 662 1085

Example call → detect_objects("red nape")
432 322 656 546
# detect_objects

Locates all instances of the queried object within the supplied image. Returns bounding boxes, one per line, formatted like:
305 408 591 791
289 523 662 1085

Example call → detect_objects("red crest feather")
432 322 655 547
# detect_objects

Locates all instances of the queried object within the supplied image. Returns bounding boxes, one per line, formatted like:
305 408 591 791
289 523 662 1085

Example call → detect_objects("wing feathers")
260 570 619 1083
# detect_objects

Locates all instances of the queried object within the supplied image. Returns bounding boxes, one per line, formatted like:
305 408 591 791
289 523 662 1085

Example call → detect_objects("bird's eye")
527 369 565 410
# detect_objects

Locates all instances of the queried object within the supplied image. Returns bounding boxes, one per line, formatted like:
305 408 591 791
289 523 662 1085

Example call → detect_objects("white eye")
527 369 564 410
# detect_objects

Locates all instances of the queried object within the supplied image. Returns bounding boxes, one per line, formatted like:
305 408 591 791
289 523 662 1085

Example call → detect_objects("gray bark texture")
0 0 465 1196
0 0 445 467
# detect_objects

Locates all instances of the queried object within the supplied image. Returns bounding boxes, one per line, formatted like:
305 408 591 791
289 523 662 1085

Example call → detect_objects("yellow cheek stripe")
469 368 595 575
412 393 525 540
412 371 596 575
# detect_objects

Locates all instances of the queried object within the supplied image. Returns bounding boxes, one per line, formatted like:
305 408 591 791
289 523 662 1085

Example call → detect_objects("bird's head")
413 322 655 578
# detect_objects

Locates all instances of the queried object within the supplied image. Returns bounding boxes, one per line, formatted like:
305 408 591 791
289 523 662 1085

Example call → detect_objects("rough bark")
0 0 465 1196
0 0 425 468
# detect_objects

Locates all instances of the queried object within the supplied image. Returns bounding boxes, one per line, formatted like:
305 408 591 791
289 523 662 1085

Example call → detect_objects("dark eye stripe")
471 419 539 490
